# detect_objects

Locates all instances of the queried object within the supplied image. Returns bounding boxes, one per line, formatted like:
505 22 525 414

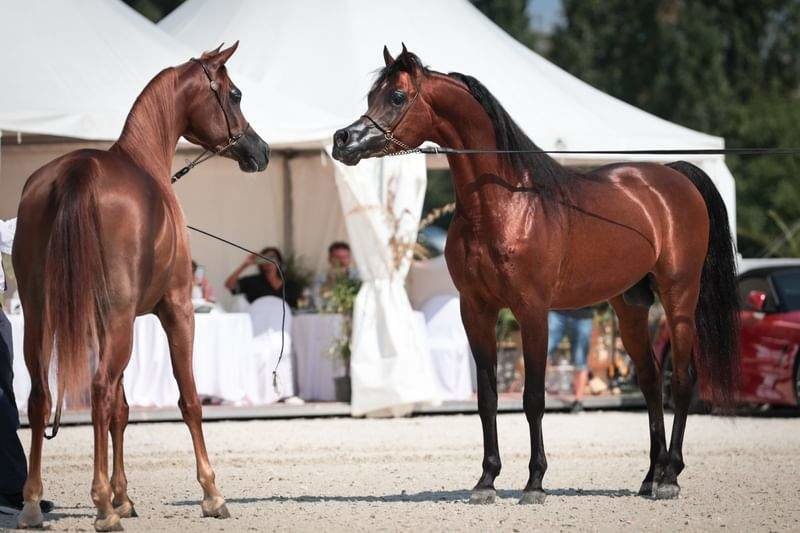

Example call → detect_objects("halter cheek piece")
361 83 422 156
171 58 250 183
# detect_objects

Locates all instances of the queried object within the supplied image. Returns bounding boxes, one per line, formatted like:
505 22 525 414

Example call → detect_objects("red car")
655 259 800 409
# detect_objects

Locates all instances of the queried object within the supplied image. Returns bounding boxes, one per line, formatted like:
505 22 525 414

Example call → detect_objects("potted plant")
323 274 361 402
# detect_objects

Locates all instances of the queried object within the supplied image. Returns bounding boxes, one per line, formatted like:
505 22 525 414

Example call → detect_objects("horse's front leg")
156 293 229 519
516 305 549 504
461 296 500 504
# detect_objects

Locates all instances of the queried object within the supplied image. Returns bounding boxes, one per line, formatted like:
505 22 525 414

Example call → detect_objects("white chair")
420 294 474 400
245 296 295 404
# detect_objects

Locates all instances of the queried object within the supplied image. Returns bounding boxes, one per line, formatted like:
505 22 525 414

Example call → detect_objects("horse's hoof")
469 489 496 505
16 501 44 529
638 481 658 497
114 500 138 518
201 497 231 519
654 483 680 500
94 513 124 532
519 490 546 505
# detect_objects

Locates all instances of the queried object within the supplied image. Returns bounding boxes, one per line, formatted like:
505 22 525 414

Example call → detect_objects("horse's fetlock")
483 456 502 476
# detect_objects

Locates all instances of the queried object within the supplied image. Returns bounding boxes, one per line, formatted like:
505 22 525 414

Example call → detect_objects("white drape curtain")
327 148 441 417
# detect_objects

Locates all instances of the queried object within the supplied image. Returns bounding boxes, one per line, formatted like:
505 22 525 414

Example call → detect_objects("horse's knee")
522 388 545 420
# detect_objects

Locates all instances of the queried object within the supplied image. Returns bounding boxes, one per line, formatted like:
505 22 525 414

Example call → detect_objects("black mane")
447 72 580 206
371 52 580 208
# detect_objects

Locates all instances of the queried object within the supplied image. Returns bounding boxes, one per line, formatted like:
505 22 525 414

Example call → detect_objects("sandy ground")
1 411 798 532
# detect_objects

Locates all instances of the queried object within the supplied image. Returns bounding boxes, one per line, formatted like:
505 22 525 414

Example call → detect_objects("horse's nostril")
334 129 349 147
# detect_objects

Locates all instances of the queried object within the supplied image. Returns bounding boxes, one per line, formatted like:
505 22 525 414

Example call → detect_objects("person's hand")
243 254 258 267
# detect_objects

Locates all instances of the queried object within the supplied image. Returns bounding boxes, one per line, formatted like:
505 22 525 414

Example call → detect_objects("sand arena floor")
1 411 798 532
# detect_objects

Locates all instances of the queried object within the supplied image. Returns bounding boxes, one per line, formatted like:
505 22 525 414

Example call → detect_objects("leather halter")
171 59 249 183
360 81 422 155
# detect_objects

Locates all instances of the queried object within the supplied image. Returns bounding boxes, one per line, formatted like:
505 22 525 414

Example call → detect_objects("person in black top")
224 246 300 309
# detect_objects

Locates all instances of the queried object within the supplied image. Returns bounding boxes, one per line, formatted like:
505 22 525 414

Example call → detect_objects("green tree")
471 0 541 50
547 0 800 257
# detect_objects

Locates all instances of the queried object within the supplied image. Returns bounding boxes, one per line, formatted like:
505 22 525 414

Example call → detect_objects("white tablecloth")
9 312 282 410
419 295 474 400
291 311 431 403
292 313 347 401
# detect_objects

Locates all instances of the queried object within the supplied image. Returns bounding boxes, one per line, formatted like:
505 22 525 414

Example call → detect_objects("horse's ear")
397 42 418 74
200 43 224 60
383 45 394 66
207 40 239 70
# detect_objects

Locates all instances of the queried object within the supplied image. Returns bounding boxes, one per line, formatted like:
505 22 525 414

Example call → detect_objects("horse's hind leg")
461 297 501 504
91 317 134 532
110 381 136 518
17 317 51 529
157 294 229 518
653 276 701 499
609 296 668 496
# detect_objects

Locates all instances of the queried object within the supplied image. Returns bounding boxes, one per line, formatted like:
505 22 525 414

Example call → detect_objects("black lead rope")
414 146 800 156
187 225 287 393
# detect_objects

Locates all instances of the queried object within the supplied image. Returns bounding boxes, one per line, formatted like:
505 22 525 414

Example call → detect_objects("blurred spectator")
225 247 300 309
191 260 216 303
314 241 359 307
548 308 594 412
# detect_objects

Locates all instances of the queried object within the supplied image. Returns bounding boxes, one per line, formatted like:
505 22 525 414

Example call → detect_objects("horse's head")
332 44 434 165
182 42 270 172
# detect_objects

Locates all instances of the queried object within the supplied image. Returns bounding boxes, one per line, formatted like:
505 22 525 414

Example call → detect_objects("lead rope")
383 146 800 157
187 225 287 394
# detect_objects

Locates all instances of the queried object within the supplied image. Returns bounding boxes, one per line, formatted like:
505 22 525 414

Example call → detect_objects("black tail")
667 161 740 407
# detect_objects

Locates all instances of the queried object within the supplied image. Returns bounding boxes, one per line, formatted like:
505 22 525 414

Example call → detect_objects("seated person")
224 247 300 309
314 241 359 299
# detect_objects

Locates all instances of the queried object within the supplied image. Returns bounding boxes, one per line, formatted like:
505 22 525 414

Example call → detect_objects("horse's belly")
552 231 656 309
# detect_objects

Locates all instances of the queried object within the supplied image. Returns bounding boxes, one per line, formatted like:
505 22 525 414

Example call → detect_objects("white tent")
0 0 339 144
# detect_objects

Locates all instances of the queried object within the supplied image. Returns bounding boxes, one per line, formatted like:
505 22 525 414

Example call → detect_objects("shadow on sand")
0 506 95 529
170 487 637 507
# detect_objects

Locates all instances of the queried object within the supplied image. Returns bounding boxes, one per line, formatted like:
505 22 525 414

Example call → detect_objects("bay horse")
13 43 269 531
332 46 738 504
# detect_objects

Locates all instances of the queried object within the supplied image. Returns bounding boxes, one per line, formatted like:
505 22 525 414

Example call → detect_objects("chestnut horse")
13 43 269 531
333 46 738 504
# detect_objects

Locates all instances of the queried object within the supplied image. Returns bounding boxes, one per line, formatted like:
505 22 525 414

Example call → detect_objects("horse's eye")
390 90 406 106
230 88 242 104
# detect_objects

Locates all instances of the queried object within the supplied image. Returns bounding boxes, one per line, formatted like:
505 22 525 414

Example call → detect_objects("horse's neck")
429 85 522 226
111 71 184 182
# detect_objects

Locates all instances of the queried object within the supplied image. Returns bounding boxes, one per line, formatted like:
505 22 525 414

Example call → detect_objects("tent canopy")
0 0 337 144
160 0 724 154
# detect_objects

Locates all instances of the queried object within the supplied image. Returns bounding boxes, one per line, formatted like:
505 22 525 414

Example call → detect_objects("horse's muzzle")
332 117 386 165
230 129 270 172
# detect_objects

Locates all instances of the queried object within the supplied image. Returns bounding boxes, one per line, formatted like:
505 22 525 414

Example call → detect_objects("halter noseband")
361 81 422 156
171 58 249 183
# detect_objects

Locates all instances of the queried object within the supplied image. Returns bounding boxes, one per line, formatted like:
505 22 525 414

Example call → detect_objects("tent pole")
282 150 296 256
